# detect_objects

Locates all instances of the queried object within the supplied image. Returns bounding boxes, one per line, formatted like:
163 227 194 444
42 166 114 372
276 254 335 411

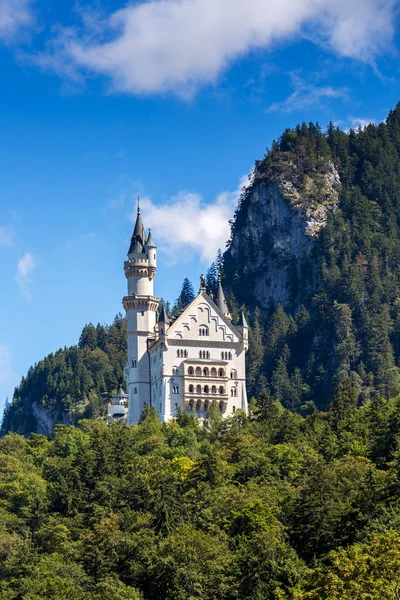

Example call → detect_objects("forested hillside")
6 105 400 434
224 104 400 408
1 397 400 599
2 317 127 437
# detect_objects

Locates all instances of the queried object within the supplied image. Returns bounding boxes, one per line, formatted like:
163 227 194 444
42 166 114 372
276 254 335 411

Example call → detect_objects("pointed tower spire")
128 196 145 255
145 228 156 248
217 272 231 319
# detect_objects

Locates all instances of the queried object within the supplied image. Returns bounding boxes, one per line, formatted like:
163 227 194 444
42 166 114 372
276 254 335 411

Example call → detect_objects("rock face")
31 402 71 437
224 161 341 311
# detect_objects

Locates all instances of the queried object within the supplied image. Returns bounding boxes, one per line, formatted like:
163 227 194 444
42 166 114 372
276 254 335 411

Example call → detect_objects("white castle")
123 204 248 424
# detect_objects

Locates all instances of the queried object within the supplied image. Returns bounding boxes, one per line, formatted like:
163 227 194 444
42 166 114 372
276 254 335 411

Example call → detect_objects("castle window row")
188 384 225 395
177 349 188 358
222 352 232 360
187 367 225 377
199 326 209 336
199 351 210 359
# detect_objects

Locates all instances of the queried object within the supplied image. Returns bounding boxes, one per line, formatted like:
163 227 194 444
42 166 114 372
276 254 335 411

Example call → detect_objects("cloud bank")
136 174 250 263
36 0 397 97
0 0 33 42
16 252 36 300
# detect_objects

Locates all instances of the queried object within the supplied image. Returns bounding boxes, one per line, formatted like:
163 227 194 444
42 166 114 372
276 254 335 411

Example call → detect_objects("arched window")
188 367 194 375
211 368 217 377
207 351 210 359
189 384 194 393
177 350 180 357
172 367 178 376
211 385 217 394
185 350 188 358
196 400 201 412
229 352 232 360
173 385 179 394
203 367 209 377
232 406 236 413
219 386 224 395
189 399 193 410
131 359 137 368
231 388 237 397
204 400 209 411
230 370 237 379
199 351 202 359
196 385 202 394
219 401 223 412
199 326 209 336
219 368 224 377
195 367 202 376
204 385 209 394
134 387 137 394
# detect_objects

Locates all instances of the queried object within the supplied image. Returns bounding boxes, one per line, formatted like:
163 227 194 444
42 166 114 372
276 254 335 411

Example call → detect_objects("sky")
1 0 400 411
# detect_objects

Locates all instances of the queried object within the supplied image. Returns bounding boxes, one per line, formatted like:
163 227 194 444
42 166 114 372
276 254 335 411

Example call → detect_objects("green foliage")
0 397 399 596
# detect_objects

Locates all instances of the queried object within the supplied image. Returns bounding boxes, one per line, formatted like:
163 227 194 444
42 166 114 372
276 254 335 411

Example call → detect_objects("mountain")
223 106 400 407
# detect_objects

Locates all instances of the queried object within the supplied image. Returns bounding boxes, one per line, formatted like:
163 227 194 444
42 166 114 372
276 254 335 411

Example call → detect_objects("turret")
217 272 232 320
237 310 249 351
146 229 157 269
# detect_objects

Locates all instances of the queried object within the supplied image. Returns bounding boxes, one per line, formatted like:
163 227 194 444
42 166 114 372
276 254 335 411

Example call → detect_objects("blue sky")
1 0 400 410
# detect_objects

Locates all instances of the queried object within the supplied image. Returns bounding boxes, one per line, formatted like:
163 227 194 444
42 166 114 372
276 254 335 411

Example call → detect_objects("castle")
123 205 248 424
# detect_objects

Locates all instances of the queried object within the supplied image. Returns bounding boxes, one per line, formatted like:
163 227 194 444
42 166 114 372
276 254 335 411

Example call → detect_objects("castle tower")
123 202 159 424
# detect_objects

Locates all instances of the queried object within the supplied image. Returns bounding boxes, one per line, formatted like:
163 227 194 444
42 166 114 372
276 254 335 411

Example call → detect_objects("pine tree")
176 278 195 310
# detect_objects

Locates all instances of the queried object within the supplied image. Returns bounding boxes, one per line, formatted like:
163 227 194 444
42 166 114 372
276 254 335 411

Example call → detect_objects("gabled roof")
167 289 242 341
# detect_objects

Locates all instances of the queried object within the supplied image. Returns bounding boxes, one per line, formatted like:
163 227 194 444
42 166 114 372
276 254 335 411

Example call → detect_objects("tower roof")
133 201 145 243
237 310 248 328
128 238 145 255
128 198 145 255
158 305 170 324
116 386 128 398
145 229 156 248
217 272 230 318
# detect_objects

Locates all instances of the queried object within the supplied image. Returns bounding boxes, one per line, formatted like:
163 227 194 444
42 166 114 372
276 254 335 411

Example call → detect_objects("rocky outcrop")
224 161 341 310
31 402 71 437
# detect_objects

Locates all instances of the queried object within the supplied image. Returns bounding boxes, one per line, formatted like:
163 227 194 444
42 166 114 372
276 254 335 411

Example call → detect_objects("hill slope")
224 106 400 407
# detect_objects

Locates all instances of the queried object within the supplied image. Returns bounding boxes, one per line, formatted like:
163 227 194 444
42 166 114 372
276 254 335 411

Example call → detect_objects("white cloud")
35 0 397 97
268 72 349 112
348 116 377 129
0 344 17 390
16 252 36 300
135 173 250 263
0 0 33 42
0 226 14 247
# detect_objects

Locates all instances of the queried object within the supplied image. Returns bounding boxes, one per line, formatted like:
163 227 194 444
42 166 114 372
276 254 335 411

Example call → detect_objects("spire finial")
137 195 140 215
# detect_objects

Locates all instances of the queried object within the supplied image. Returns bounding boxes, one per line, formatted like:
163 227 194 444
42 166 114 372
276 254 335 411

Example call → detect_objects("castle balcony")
184 397 229 414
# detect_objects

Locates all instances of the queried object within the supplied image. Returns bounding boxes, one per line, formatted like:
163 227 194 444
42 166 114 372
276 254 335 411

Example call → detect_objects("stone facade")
124 206 248 424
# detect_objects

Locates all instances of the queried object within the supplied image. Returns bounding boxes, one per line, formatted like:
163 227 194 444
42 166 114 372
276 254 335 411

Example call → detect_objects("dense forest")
1 395 400 598
224 104 400 408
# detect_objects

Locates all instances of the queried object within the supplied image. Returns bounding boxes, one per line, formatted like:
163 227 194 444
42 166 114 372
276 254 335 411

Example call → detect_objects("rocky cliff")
224 150 341 311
